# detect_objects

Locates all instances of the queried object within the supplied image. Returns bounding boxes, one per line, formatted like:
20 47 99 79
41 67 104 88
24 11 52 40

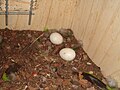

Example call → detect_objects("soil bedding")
0 28 104 90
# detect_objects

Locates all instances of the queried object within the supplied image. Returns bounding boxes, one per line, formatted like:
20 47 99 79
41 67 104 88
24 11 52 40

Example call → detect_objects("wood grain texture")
0 0 120 87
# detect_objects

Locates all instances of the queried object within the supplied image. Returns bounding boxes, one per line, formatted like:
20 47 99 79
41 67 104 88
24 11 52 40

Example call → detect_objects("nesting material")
0 28 105 90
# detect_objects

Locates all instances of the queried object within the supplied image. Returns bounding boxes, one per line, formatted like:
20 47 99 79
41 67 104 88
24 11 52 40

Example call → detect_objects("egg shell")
59 48 76 61
50 32 63 45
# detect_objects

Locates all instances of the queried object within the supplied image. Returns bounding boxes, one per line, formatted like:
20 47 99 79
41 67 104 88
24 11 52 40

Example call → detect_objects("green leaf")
44 27 49 32
2 73 10 81
106 85 117 90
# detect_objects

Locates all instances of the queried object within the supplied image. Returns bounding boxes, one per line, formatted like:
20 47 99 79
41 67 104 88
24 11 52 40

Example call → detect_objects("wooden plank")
111 72 120 87
71 0 94 39
8 15 18 29
31 0 53 30
13 15 30 30
0 15 5 28
94 5 120 65
100 32 120 75
86 0 120 62
44 0 61 29
61 0 78 28
81 0 105 52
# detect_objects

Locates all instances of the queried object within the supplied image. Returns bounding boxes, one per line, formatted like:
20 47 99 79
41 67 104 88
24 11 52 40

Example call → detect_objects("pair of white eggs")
50 32 76 61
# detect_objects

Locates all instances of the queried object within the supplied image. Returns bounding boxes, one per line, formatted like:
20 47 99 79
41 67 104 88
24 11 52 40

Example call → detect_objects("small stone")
86 86 96 90
52 67 57 72
9 73 16 81
89 71 93 74
6 46 11 50
44 87 49 90
72 67 79 73
87 62 92 65
72 85 79 89
83 54 88 60
11 59 15 62
24 85 28 90
27 34 32 38
42 76 47 82
32 72 38 77
35 64 41 68
46 74 50 77
18 43 20 47
48 46 52 51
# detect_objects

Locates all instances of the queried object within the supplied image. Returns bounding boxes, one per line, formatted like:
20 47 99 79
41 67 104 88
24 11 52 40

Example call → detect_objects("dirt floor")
0 28 105 90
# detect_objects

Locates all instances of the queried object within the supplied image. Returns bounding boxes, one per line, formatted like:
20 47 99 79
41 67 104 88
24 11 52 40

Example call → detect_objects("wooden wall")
0 0 120 87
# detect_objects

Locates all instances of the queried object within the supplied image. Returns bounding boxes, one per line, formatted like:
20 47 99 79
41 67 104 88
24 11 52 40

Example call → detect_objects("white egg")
50 32 63 45
59 48 76 61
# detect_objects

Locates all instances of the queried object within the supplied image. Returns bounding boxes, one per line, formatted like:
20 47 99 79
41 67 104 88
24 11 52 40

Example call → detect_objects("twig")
20 33 44 53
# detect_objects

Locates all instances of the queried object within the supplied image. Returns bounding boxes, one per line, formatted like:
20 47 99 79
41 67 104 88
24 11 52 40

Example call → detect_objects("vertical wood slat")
71 0 94 39
0 15 5 28
87 0 120 64
0 0 120 87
